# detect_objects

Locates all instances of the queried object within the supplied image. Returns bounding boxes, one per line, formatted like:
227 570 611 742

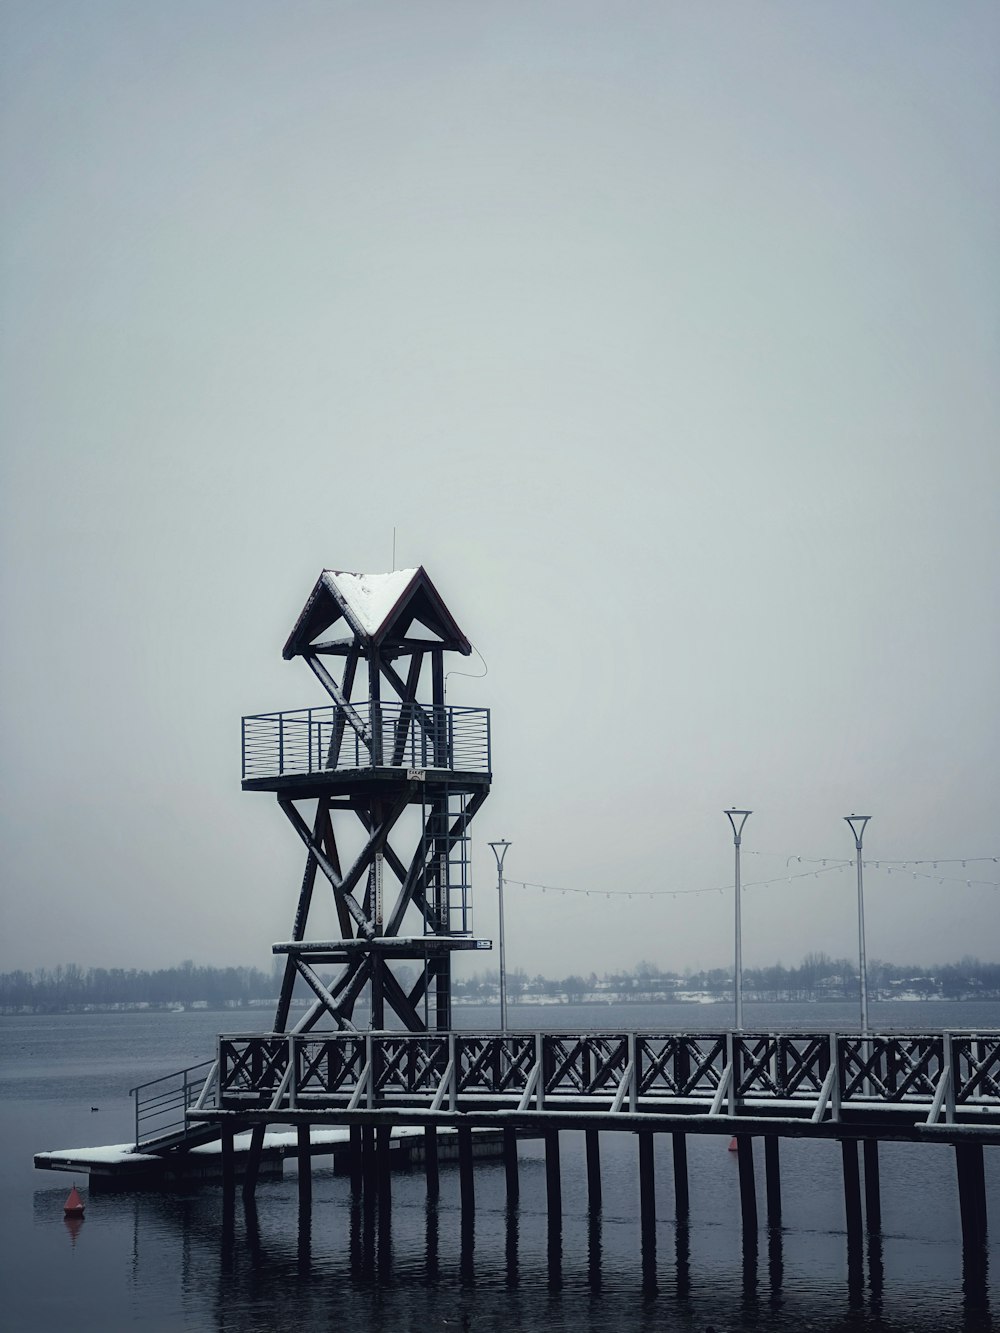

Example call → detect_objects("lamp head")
844 814 871 848
724 809 752 843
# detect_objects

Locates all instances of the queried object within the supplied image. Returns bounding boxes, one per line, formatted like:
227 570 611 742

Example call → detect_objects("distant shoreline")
4 994 1000 1017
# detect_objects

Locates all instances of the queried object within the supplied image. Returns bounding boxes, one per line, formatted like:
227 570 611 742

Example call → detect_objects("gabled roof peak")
282 565 472 659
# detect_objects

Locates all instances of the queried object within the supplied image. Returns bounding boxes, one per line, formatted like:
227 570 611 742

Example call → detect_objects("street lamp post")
724 809 752 1031
489 840 512 1032
844 814 872 1036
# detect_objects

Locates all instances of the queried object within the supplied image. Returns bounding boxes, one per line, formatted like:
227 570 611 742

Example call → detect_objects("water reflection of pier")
209 1144 991 1333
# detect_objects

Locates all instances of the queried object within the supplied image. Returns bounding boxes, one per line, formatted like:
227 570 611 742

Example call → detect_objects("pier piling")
736 1135 757 1234
672 1131 689 1218
764 1134 781 1227
545 1129 562 1223
639 1131 656 1232
956 1142 989 1250
842 1139 863 1241
458 1125 475 1214
586 1128 602 1211
296 1124 312 1211
503 1127 519 1204
863 1139 881 1233
221 1124 235 1196
424 1125 439 1200
349 1126 363 1194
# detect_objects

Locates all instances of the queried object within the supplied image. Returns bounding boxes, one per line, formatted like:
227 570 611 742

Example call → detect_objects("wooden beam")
318 802 353 939
304 653 370 747
274 800 324 1032
278 797 375 940
378 965 428 1033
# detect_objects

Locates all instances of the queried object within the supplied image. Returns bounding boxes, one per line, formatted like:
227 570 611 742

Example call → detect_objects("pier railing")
242 702 491 780
130 1058 219 1151
214 1030 1000 1124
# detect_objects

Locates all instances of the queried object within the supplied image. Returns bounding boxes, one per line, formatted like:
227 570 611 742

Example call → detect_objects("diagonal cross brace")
305 653 372 749
280 792 411 940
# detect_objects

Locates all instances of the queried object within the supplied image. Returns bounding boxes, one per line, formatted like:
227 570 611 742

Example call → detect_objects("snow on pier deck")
35 1125 505 1191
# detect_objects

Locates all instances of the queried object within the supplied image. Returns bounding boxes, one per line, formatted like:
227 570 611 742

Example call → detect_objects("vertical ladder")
420 787 473 936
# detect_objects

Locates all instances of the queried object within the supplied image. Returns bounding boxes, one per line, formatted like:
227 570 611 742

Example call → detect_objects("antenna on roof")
392 526 396 571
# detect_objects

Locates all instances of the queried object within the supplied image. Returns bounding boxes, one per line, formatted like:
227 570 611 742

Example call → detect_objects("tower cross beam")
304 652 372 747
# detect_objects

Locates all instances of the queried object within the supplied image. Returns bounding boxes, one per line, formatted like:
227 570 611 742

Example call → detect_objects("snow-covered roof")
282 564 472 658
324 569 418 638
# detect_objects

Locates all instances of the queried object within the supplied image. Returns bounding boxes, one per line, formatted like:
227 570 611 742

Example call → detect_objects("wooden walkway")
171 1026 999 1262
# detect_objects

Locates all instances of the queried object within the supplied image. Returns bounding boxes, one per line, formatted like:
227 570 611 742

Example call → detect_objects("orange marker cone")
727 1137 738 1152
64 1185 85 1215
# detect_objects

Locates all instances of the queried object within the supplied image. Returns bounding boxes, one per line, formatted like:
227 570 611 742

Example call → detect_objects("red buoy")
63 1185 85 1216
728 1137 739 1152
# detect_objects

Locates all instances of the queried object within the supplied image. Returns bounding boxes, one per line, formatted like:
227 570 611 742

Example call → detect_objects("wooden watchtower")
242 567 492 1034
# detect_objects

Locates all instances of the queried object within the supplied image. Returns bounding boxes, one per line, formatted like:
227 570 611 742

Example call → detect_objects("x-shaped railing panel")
543 1035 628 1095
840 1036 943 1101
295 1035 366 1095
954 1038 1000 1103
374 1036 450 1094
219 1038 289 1095
458 1036 535 1094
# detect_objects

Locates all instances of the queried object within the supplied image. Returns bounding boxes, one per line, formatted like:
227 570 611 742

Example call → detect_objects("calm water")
2 1001 997 1332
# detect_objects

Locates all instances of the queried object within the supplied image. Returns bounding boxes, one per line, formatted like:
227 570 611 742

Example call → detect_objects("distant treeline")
453 953 1000 1005
0 961 278 1013
2 953 999 1014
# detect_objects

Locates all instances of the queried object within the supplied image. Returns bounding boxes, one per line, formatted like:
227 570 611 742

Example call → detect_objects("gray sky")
2 1 998 981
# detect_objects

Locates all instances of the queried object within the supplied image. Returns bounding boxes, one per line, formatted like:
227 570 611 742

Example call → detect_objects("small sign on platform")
407 769 426 782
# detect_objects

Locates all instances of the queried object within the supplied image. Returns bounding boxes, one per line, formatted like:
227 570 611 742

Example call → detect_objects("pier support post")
638 1132 655 1231
296 1124 312 1211
764 1135 781 1228
424 1125 439 1200
737 1135 757 1234
842 1139 863 1239
242 1123 266 1203
545 1129 562 1223
586 1128 602 1211
503 1127 519 1204
955 1142 988 1250
376 1125 392 1205
349 1125 363 1194
863 1139 881 1233
458 1125 475 1215
361 1125 377 1198
638 1131 656 1288
221 1123 236 1197
672 1132 689 1218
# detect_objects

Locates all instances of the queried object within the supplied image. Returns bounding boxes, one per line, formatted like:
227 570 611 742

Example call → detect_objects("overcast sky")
2 1 997 983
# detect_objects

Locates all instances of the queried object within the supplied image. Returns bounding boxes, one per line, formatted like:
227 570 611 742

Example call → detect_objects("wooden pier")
112 1025 997 1258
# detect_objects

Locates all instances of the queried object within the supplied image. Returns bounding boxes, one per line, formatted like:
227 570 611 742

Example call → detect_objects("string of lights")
503 854 1000 901
746 852 999 868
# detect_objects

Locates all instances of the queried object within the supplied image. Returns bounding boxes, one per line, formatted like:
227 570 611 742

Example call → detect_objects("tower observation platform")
242 566 493 1036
